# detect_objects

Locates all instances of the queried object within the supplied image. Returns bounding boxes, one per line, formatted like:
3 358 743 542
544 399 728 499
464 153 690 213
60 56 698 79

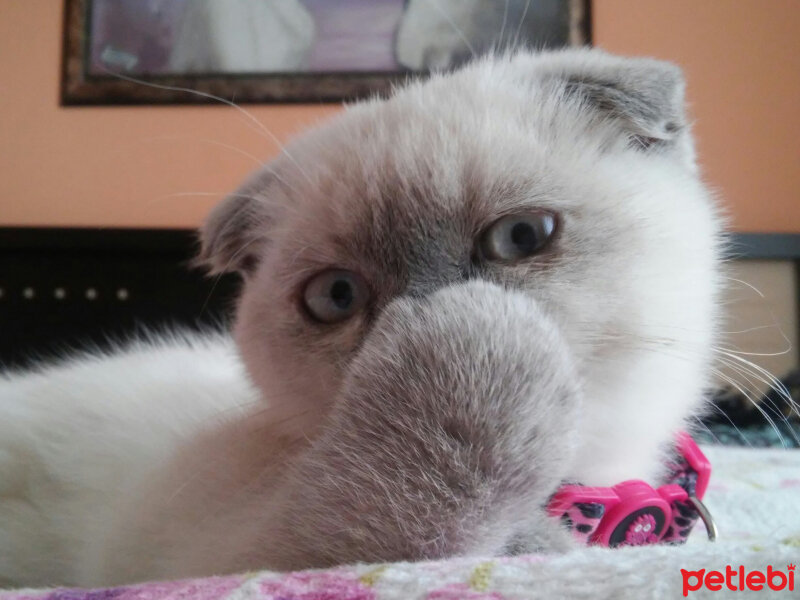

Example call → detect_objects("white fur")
0 335 257 586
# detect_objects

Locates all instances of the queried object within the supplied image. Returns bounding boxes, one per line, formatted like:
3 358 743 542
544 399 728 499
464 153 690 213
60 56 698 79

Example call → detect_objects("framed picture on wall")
61 0 591 105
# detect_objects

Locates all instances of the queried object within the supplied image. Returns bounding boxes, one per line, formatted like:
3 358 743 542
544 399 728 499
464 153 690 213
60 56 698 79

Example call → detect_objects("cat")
0 48 723 587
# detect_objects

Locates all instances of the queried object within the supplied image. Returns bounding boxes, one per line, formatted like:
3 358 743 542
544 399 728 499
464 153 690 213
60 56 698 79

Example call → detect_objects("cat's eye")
302 269 369 324
479 211 557 262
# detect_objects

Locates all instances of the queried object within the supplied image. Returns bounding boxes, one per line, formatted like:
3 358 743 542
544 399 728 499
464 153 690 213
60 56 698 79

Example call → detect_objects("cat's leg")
252 280 581 569
31 282 579 581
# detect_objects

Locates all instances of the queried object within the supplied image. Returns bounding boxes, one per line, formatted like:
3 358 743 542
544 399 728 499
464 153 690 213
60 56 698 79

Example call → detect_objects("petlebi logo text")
681 564 795 596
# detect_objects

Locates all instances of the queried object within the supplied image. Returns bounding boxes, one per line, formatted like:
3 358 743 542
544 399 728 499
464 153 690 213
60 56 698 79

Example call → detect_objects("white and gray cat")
0 49 723 587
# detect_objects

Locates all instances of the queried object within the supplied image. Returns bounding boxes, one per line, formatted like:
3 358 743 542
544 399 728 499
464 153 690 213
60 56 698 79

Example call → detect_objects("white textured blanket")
2 446 798 600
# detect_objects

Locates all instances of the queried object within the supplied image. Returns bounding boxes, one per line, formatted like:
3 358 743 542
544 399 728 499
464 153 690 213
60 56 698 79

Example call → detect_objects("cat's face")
200 50 722 485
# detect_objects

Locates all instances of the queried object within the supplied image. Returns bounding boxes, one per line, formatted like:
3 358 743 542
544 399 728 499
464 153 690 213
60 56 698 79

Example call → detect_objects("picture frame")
61 0 591 106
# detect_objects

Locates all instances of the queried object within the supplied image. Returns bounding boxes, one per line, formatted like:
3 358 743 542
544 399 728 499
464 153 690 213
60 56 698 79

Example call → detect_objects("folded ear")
196 170 273 277
533 49 689 151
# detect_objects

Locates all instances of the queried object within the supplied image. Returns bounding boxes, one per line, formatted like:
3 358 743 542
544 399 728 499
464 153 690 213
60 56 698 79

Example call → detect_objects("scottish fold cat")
0 48 722 587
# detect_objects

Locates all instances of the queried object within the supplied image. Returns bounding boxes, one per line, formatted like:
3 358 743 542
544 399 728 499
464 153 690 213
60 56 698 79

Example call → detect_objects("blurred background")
0 0 799 444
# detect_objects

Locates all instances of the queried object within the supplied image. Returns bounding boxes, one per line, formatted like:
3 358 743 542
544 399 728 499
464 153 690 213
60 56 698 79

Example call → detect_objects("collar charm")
547 432 716 547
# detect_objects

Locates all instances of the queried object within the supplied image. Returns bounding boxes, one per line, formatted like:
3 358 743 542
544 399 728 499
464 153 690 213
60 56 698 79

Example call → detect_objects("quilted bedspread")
2 445 799 600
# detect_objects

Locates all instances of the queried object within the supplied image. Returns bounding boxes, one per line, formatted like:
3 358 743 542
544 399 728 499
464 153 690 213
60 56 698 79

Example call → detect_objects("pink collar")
547 432 716 547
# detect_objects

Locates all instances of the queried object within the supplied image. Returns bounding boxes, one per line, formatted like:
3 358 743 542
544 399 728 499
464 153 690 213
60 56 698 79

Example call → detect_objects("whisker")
718 323 789 336
149 191 266 206
144 135 268 168
513 0 533 47
712 367 789 448
715 345 793 358
722 276 767 298
579 330 798 446
715 356 799 445
423 0 478 60
706 373 757 448
690 414 726 446
715 355 788 412
498 0 510 48
98 65 314 186
716 350 799 418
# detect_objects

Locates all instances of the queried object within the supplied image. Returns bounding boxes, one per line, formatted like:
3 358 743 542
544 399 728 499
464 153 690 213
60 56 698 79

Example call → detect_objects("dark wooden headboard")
0 227 239 370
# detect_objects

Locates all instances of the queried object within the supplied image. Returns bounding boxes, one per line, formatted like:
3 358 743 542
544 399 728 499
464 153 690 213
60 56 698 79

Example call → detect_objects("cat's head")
198 49 722 484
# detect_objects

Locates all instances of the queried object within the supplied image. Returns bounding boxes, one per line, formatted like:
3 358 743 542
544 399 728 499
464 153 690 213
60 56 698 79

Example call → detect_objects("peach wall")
593 0 800 233
0 0 340 229
0 0 798 231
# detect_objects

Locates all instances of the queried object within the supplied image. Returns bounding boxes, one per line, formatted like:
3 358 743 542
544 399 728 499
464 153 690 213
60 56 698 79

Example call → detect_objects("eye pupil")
302 269 368 324
479 211 557 262
330 279 353 309
510 222 536 250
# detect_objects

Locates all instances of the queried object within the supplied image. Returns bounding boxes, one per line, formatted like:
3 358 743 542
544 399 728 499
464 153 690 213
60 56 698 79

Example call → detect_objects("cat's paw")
266 281 583 568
